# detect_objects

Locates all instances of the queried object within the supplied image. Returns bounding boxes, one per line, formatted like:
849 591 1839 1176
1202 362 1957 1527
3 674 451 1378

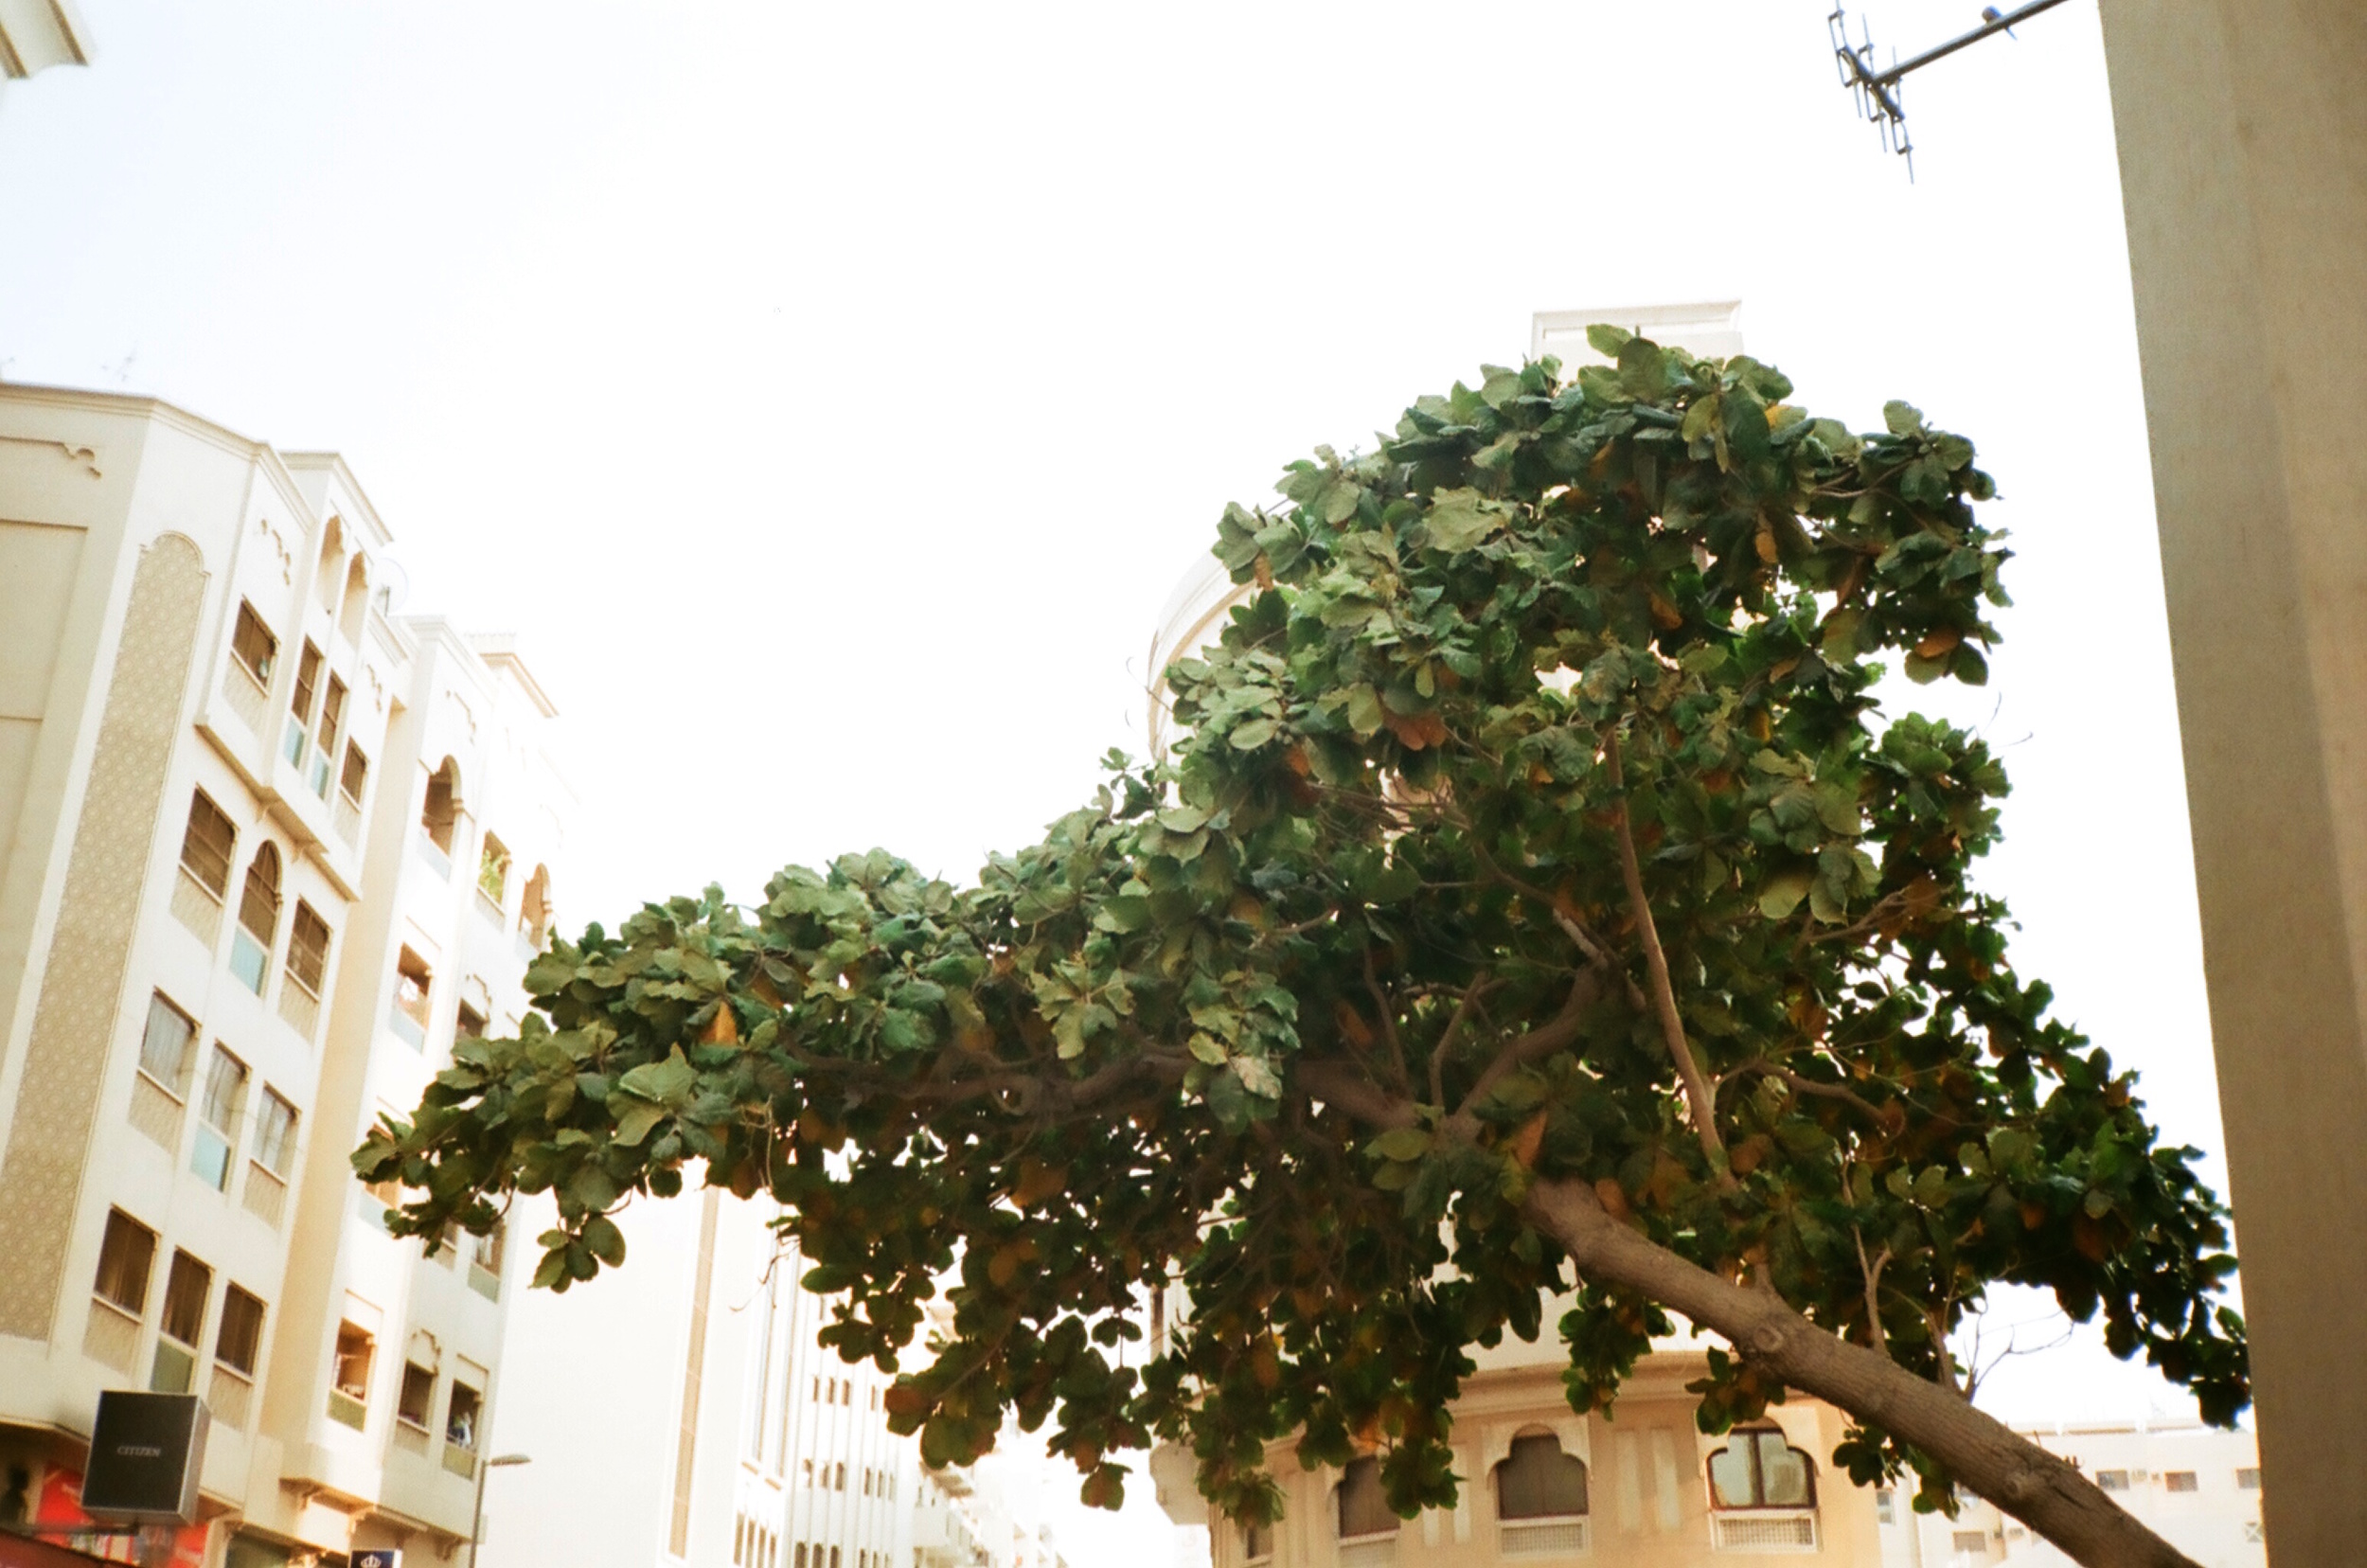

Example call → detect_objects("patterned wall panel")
0 532 207 1341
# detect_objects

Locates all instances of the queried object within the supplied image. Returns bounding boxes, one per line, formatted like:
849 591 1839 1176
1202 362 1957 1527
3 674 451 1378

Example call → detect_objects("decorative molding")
0 432 101 477
257 516 294 585
0 534 208 1340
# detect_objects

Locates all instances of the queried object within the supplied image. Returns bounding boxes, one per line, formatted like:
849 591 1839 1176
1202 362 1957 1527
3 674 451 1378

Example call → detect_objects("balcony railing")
328 1389 368 1431
442 1446 478 1480
1709 1511 1818 1553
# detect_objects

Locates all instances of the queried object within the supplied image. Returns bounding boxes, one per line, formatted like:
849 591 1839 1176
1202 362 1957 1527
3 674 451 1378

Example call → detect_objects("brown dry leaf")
1755 524 1780 563
1647 589 1683 631
699 1001 740 1045
1008 1156 1068 1208
1508 1111 1547 1169
1593 1177 1634 1223
1334 1001 1376 1049
1383 709 1450 750
1913 627 1963 659
1254 553 1274 590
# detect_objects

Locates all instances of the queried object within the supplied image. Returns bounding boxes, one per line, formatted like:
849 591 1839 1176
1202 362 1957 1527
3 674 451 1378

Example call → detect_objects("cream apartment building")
0 384 574 1566
482 1195 1014 1568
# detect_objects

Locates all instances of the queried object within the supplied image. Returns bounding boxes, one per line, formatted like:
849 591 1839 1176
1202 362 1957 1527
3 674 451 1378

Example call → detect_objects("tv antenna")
1829 0 2073 177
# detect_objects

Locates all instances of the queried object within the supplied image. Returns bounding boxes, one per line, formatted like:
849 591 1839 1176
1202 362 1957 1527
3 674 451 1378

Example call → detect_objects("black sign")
80 1392 208 1523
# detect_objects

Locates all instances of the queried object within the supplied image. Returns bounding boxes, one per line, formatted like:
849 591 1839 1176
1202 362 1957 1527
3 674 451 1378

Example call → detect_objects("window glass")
2096 1470 2130 1491
340 740 370 804
1496 1434 1589 1519
2236 1468 2261 1489
158 1251 211 1347
478 833 510 904
395 948 434 1029
332 1320 375 1399
398 1363 436 1427
1710 1430 1815 1509
1242 1520 1272 1562
254 1090 298 1176
138 992 197 1095
94 1209 157 1314
237 846 281 944
287 902 331 996
216 1286 265 1375
1337 1457 1397 1539
231 601 277 684
2163 1471 2198 1493
317 674 347 751
447 1382 482 1449
290 644 324 734
180 792 237 898
421 759 460 854
192 1046 249 1190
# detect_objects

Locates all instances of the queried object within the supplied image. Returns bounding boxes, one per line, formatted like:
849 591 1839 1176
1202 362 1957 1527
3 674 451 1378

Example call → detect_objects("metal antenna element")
1828 0 2073 177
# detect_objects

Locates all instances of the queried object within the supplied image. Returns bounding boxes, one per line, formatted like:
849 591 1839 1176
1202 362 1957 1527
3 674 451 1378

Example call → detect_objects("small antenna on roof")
1828 0 2073 177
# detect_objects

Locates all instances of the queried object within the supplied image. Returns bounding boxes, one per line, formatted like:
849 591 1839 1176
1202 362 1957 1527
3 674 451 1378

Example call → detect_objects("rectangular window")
285 641 324 764
216 1285 265 1376
158 1250 210 1347
316 673 347 752
1952 1532 1988 1553
398 1362 436 1428
286 901 331 996
292 640 322 720
192 1046 250 1191
393 947 433 1042
254 1089 298 1176
2236 1468 2261 1489
2095 1470 2130 1491
2163 1471 2198 1493
231 601 277 685
150 1250 211 1395
138 992 198 1096
94 1209 157 1315
446 1381 482 1450
332 1320 375 1399
180 792 237 899
340 740 370 804
455 1001 487 1042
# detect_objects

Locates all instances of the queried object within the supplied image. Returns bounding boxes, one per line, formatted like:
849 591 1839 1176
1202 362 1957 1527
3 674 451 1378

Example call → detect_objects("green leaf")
1584 323 1632 357
1883 401 1924 436
582 1214 627 1267
1367 1128 1434 1162
1758 868 1814 920
1345 684 1384 739
613 1100 667 1147
1424 488 1505 552
1229 718 1280 752
1187 1031 1228 1066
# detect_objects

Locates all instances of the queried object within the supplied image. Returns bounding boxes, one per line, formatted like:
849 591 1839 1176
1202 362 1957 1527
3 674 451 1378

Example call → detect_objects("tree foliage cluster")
360 331 2244 1568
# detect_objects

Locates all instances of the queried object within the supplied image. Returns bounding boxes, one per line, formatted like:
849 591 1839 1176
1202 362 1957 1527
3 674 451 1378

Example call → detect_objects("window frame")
179 790 237 900
192 1044 251 1191
1336 1456 1398 1541
1493 1433 1591 1522
253 1087 299 1177
230 600 278 686
137 991 199 1099
93 1208 158 1317
286 900 332 998
157 1249 212 1350
216 1284 265 1378
340 739 371 806
1706 1428 1817 1511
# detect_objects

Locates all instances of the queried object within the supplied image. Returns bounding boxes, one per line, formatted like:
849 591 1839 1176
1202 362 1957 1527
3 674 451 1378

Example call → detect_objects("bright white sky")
1 1 2240 1558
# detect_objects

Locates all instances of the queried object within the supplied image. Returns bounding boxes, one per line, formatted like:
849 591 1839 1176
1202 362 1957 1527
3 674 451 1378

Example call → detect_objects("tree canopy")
360 332 2245 1568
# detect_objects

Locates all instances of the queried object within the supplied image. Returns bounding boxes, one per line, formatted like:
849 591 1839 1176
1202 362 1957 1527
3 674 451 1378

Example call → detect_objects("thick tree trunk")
1521 1177 2199 1568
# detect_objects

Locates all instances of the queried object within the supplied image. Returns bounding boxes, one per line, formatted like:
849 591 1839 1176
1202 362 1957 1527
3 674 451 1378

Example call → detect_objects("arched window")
1495 1434 1589 1520
1707 1428 1815 1509
1336 1458 1396 1541
1238 1518 1273 1564
339 554 369 644
315 517 345 613
421 757 461 858
229 844 281 993
477 831 510 908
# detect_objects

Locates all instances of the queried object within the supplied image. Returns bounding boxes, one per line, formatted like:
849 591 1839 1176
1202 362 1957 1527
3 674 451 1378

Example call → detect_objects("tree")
360 333 2246 1568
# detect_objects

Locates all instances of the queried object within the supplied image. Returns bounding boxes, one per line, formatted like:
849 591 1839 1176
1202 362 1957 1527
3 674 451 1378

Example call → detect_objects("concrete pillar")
2097 4 2367 1562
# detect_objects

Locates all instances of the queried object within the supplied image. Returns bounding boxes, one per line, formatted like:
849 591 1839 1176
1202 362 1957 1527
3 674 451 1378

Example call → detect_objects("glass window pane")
1708 1436 1758 1508
139 993 195 1093
95 1209 157 1313
159 1251 211 1347
216 1286 264 1375
1756 1434 1812 1506
1497 1434 1589 1519
1338 1458 1397 1539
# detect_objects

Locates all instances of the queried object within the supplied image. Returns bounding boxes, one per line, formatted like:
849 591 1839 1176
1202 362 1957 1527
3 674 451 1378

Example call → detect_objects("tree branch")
1604 732 1727 1171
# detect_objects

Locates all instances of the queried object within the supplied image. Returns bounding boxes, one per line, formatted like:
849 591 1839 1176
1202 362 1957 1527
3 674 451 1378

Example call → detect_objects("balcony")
328 1390 368 1431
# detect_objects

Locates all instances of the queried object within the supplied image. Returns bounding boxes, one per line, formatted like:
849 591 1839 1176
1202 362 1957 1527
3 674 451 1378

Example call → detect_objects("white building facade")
0 384 575 1566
